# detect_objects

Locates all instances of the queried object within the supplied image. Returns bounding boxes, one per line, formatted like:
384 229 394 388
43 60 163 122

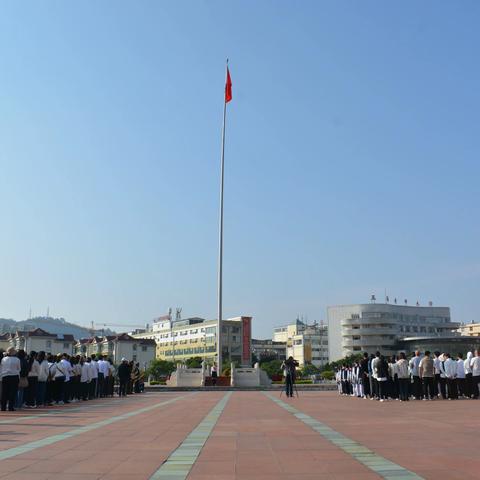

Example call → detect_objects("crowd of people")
336 349 480 402
0 347 145 411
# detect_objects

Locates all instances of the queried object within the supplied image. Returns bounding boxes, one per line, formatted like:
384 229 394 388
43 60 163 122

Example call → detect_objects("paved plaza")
0 390 478 480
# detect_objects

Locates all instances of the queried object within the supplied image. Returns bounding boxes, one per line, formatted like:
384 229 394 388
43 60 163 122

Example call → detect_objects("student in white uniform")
470 350 480 399
37 351 49 407
464 351 473 398
456 353 466 398
1 347 20 411
443 353 457 400
80 357 92 401
89 355 99 399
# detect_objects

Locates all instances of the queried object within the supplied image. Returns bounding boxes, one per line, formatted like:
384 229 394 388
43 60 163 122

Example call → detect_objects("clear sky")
1 1 479 337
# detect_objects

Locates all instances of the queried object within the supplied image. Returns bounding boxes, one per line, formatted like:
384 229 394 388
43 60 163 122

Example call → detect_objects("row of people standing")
1 347 143 411
336 349 480 402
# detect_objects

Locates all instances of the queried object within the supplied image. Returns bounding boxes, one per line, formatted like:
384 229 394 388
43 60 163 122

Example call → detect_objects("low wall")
166 368 204 387
231 364 272 387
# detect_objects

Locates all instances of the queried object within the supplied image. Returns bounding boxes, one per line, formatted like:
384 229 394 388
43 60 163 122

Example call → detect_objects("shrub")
260 360 283 379
300 364 320 377
321 370 335 381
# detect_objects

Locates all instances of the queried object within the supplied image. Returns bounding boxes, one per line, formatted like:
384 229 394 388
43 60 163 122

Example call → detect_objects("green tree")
260 360 283 379
185 357 203 368
322 353 363 372
300 363 320 377
321 370 335 381
147 359 176 381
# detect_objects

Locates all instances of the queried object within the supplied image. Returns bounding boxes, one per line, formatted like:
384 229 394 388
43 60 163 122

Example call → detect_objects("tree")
147 359 176 381
260 360 283 379
322 353 363 372
321 370 335 381
300 363 320 377
185 357 203 368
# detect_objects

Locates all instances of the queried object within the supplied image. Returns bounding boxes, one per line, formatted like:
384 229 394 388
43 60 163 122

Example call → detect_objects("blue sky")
1 1 479 337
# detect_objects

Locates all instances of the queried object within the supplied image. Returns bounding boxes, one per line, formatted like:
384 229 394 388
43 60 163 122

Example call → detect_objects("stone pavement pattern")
0 391 478 480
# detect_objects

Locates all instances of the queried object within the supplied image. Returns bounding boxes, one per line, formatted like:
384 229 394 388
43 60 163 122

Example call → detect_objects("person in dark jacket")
16 350 29 409
359 352 371 398
117 358 130 397
281 356 298 398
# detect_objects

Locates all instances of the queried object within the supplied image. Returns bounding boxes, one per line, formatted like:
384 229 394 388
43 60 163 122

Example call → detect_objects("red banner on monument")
242 317 251 364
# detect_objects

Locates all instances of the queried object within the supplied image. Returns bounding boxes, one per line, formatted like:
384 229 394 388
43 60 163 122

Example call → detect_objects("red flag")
225 67 232 103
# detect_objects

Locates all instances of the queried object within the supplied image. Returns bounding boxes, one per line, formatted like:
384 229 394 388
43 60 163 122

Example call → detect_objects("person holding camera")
281 356 298 398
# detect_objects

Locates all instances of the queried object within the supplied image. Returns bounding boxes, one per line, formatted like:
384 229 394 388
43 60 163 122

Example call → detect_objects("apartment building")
132 315 252 366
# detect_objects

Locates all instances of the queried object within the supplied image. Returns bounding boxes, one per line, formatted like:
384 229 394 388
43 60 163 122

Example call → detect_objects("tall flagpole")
217 59 229 376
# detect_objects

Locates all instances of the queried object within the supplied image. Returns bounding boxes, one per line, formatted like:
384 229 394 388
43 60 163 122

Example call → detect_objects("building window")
63 343 70 349
132 355 137 361
133 344 137 351
46 340 52 348
232 335 237 342
142 346 147 352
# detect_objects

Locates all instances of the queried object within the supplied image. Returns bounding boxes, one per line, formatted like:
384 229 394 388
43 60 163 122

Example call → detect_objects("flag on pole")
225 67 232 103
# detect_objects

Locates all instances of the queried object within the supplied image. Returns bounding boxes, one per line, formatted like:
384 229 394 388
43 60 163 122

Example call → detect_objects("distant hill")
0 316 115 340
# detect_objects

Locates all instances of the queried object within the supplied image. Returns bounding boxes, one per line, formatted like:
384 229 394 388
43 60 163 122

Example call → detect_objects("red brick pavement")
0 392 223 480
285 391 480 480
189 392 381 480
0 391 477 479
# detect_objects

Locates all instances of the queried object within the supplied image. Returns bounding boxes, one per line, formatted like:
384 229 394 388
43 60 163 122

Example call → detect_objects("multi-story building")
74 334 156 367
273 319 329 368
132 315 252 366
327 303 458 361
457 321 480 337
251 339 286 362
9 328 75 355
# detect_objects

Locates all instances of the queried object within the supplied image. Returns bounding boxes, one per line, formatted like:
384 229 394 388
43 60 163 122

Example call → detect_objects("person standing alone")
281 357 298 398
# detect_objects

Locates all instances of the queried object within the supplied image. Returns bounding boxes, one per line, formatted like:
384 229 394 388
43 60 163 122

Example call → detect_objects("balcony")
341 317 397 327
342 327 398 336
343 336 397 347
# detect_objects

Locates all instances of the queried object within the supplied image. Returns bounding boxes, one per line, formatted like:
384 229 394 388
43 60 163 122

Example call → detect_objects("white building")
9 329 75 355
273 320 329 368
74 333 156 367
327 303 458 361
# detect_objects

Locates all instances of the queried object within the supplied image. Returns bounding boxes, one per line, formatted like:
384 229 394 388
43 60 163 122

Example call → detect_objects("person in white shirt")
409 351 422 400
80 357 92 400
60 355 72 404
443 353 457 400
89 355 99 399
37 351 49 407
73 357 82 401
456 353 466 398
45 355 56 406
396 352 410 402
470 350 480 399
464 351 473 398
53 355 68 405
97 356 110 398
1 347 21 411
433 351 444 399
26 351 40 408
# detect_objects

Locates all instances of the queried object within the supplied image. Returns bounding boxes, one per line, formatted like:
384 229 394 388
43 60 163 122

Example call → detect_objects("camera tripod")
280 381 299 398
